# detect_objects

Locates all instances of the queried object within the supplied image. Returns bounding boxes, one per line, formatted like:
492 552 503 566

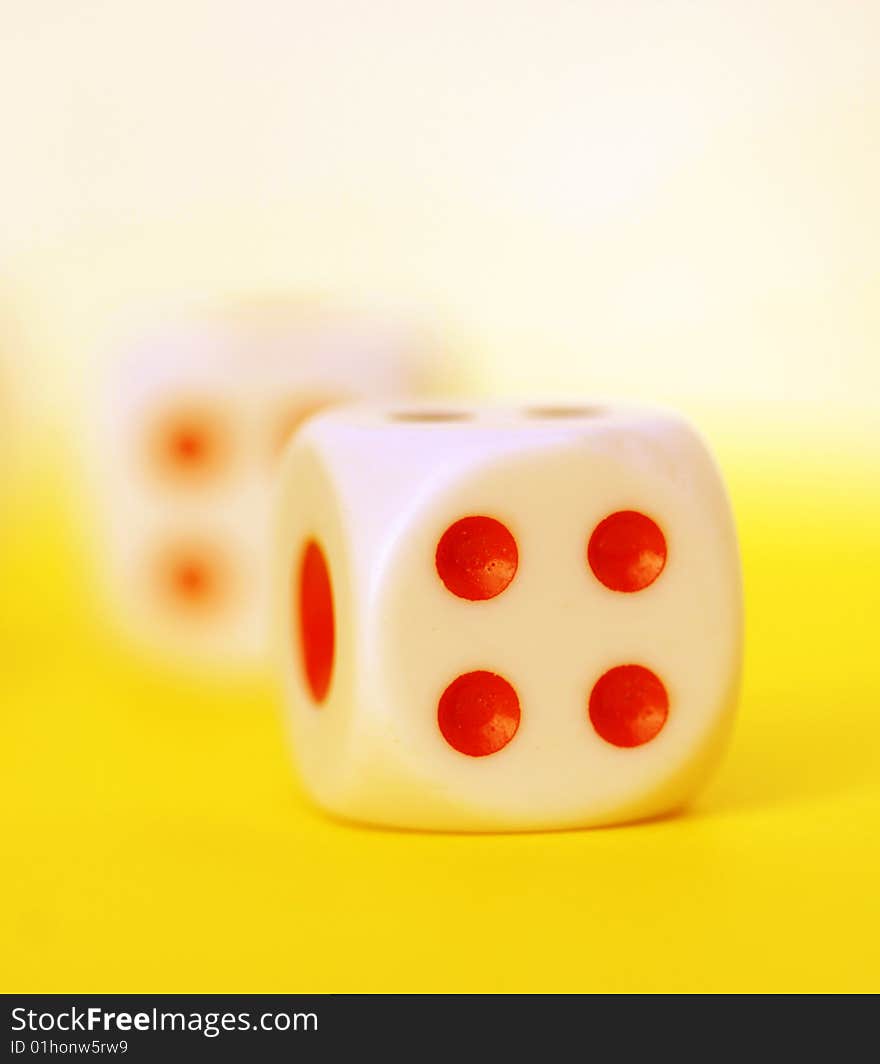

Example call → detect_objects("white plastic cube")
277 401 742 830
93 304 433 668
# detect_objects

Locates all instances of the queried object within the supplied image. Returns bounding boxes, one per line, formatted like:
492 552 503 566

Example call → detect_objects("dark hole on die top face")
389 410 473 422
524 405 605 420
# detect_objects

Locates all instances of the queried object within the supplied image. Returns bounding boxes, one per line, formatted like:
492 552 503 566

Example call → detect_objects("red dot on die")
435 516 518 601
587 510 667 592
438 671 521 757
172 427 206 463
297 539 335 705
588 664 669 748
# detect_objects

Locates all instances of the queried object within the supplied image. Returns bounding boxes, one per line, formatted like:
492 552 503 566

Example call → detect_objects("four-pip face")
430 507 671 757
281 402 743 831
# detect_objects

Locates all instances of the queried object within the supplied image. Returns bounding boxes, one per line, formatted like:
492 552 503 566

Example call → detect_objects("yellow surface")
3 430 879 994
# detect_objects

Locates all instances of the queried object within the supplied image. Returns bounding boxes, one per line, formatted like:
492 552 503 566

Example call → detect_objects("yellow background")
2 1 880 993
3 422 878 993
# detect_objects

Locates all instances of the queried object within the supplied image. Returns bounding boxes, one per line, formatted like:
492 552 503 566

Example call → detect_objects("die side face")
282 405 742 830
278 441 359 803
104 362 259 659
101 324 421 666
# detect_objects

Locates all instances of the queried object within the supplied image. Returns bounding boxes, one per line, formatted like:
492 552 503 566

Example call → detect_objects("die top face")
296 401 706 468
281 401 742 829
319 400 613 430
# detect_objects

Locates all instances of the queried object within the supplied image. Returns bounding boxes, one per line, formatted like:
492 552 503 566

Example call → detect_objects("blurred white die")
278 401 742 830
95 304 435 668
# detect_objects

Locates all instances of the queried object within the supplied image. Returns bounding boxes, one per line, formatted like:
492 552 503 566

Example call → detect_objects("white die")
92 304 432 668
277 401 742 830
